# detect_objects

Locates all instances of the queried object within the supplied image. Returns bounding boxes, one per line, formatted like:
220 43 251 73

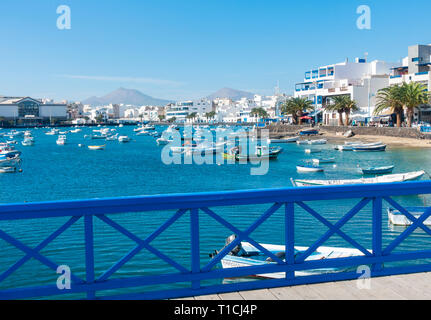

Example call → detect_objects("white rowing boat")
88 145 105 150
291 170 425 187
388 207 431 226
296 165 324 173
216 236 366 279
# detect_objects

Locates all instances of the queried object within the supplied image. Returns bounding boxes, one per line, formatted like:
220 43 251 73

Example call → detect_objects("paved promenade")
178 272 431 300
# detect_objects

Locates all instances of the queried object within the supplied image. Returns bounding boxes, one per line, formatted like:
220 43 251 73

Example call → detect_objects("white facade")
294 58 397 125
389 44 431 123
0 97 67 122
166 99 213 123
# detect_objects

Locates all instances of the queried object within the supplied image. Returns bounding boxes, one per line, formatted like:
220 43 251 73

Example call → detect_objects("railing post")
190 208 200 290
84 214 95 299
285 202 295 280
372 197 383 272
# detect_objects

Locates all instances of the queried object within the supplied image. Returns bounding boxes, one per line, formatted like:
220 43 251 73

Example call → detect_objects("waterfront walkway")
178 272 431 300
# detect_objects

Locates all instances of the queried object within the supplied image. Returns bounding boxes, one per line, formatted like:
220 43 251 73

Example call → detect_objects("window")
412 57 422 62
18 101 39 118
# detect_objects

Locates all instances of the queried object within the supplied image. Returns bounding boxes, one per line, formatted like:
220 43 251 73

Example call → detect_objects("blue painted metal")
1 181 431 300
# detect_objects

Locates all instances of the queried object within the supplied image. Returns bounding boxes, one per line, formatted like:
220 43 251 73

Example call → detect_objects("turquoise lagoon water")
1 125 431 298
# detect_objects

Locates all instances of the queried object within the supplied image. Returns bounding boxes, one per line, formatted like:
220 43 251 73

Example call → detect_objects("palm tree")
325 96 349 126
374 85 404 127
205 111 216 122
186 112 198 123
400 82 430 127
281 98 313 125
342 97 359 126
250 108 269 120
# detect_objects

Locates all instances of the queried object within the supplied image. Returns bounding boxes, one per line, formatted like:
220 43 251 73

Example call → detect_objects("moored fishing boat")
227 146 283 161
336 142 384 151
0 154 21 167
118 136 131 143
0 143 22 157
296 164 324 173
388 207 431 226
305 149 321 154
56 135 67 145
0 166 17 173
214 235 366 279
299 129 319 136
353 144 387 152
156 137 173 145
21 138 34 146
308 139 327 145
88 145 106 150
291 170 425 187
362 165 394 175
269 136 299 144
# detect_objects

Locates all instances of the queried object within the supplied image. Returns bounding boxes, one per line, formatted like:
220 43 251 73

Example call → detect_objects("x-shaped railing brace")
383 197 431 255
202 203 285 272
295 198 372 263
96 209 189 282
0 216 84 285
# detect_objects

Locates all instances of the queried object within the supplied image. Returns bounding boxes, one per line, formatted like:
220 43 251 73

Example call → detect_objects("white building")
389 44 431 123
166 99 213 123
294 57 397 125
0 96 67 125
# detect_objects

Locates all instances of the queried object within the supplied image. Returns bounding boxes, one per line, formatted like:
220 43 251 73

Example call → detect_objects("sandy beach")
320 130 431 148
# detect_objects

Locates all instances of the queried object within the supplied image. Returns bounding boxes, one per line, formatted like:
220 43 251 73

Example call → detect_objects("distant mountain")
82 88 172 106
206 87 255 101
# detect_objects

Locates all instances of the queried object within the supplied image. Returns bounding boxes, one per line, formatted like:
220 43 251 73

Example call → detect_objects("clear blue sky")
0 0 430 102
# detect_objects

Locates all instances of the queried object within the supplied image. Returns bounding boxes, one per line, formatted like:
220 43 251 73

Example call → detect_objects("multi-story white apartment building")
213 94 288 123
389 44 431 123
294 58 397 125
165 99 213 122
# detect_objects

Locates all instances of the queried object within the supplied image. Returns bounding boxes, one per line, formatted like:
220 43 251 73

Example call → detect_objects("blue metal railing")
1 181 431 300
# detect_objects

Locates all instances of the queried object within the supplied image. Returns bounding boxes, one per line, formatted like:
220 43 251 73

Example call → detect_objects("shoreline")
320 131 431 148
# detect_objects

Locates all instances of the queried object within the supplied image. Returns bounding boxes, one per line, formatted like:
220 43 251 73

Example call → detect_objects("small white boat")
21 138 34 146
216 236 366 279
269 136 299 144
305 149 321 154
118 136 131 143
388 207 431 226
56 135 67 145
157 137 173 145
353 144 387 152
335 145 354 151
106 134 119 141
88 145 105 150
297 140 310 145
45 129 59 136
308 139 327 145
336 142 384 152
0 166 17 173
362 165 394 175
291 170 425 187
296 164 324 173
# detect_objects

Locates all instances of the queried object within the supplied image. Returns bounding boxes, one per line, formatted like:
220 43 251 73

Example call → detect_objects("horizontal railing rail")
1 181 431 300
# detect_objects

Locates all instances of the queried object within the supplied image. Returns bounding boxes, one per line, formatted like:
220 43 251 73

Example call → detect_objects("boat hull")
388 207 431 226
292 171 425 187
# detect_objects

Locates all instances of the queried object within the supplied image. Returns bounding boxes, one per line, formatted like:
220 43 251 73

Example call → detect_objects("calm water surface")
1 126 431 298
